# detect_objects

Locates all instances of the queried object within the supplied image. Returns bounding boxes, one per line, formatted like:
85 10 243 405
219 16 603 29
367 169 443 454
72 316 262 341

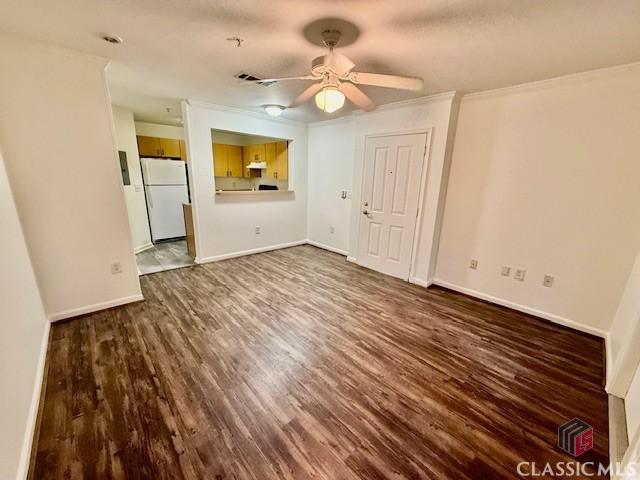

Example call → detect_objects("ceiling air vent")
235 72 276 87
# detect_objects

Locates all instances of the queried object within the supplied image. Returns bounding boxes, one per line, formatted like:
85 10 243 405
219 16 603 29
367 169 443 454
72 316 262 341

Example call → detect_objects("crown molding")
308 115 355 128
463 62 640 101
185 100 307 127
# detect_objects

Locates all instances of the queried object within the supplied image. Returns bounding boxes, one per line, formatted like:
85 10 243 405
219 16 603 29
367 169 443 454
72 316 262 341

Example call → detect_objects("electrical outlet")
134 184 142 193
330 226 335 234
110 262 122 274
469 259 478 270
514 268 526 281
347 191 352 199
501 266 511 277
255 226 261 235
543 275 554 287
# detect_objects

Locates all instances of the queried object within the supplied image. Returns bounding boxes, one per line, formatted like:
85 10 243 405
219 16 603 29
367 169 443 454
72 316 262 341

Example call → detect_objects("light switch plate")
501 266 511 277
514 269 526 281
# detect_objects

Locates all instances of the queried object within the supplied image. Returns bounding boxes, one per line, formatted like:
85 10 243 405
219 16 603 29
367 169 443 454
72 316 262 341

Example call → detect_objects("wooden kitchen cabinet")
213 143 245 177
265 142 277 180
159 138 181 158
213 143 228 177
276 141 288 180
263 141 288 180
242 145 251 177
247 144 266 163
228 145 243 177
137 135 183 158
137 136 161 156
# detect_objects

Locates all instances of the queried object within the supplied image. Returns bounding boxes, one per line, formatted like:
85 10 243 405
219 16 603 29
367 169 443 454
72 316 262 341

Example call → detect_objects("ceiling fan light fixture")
263 104 285 117
315 86 345 113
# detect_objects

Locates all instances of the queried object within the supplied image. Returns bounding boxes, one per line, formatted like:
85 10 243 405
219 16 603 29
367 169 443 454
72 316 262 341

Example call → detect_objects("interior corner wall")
112 105 152 251
0 35 141 319
307 118 356 254
435 64 640 335
182 102 308 262
0 149 49 480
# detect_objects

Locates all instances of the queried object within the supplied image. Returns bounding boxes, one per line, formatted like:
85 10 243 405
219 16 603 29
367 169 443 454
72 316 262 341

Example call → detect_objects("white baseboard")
306 240 348 256
431 278 608 339
410 277 433 288
48 294 145 322
196 240 307 264
346 256 357 264
17 320 50 480
133 242 154 254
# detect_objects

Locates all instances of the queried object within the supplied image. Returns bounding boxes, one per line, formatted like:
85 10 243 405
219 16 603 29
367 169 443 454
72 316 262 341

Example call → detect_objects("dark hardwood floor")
31 245 608 479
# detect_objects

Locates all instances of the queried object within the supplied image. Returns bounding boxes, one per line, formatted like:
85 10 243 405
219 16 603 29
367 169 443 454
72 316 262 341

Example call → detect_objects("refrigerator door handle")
147 189 153 208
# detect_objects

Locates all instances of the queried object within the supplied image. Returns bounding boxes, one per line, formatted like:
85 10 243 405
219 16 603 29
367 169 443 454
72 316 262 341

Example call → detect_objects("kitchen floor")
136 239 194 275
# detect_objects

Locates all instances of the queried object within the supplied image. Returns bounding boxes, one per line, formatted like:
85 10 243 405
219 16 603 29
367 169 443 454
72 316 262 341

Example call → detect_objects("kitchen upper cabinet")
213 143 244 177
211 141 288 181
265 142 277 180
242 146 251 177
137 135 183 158
137 136 161 156
213 143 228 177
227 145 243 177
263 142 288 180
246 144 266 163
160 138 181 158
276 141 288 180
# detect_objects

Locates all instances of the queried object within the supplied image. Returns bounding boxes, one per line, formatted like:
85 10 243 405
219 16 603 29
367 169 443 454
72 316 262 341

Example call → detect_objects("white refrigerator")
141 158 189 242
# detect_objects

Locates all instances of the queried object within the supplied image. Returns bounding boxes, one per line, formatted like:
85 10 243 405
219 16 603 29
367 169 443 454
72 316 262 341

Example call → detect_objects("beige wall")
307 118 355 254
435 64 640 335
0 149 49 480
113 106 152 251
0 35 141 320
135 121 184 140
183 101 308 262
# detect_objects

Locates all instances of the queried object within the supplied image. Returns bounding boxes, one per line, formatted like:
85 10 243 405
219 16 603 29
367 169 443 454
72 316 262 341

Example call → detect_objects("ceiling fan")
249 30 424 113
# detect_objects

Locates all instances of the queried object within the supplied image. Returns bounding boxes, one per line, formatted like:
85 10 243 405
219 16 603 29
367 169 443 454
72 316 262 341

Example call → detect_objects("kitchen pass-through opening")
211 129 290 193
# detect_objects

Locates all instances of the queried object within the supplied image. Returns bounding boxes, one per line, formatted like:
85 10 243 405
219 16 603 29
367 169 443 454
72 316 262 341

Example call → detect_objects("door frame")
353 127 433 281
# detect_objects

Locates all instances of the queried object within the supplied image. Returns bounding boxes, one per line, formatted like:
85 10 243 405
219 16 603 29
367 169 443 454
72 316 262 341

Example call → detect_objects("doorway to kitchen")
136 130 195 275
113 114 197 275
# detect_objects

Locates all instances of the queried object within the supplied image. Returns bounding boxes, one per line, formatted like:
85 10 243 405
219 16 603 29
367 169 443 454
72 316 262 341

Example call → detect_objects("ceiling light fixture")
315 86 345 113
263 105 285 117
102 34 123 45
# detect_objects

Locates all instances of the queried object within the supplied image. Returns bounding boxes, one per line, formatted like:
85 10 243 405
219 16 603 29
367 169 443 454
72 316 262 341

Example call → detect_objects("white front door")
357 133 427 280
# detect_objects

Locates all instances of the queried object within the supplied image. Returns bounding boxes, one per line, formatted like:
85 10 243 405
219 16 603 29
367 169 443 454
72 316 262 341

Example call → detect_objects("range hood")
246 161 267 169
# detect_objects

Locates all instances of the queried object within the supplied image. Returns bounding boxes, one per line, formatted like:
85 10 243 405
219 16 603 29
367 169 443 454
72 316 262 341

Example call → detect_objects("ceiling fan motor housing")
321 29 342 49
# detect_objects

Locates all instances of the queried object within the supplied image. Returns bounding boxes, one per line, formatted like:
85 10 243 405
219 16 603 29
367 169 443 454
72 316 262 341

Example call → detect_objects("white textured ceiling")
2 0 640 124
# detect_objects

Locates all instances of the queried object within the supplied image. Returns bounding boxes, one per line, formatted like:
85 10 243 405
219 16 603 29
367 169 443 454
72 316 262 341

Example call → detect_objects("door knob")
362 210 372 218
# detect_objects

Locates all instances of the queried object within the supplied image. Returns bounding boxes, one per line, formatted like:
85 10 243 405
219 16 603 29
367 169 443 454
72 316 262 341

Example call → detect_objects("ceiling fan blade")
339 83 376 112
323 52 355 76
240 75 318 85
290 83 323 107
347 72 424 91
